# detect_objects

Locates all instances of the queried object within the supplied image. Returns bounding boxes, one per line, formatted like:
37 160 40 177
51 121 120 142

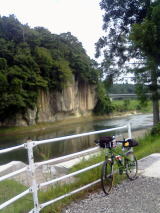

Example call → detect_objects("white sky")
0 0 104 59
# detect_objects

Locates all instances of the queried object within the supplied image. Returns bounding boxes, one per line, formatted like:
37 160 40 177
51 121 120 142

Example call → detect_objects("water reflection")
0 113 153 164
34 134 97 161
0 122 100 164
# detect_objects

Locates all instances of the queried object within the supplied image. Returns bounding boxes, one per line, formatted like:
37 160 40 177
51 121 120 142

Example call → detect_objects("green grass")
39 132 160 213
135 133 160 160
39 153 104 213
1 132 160 213
112 99 152 113
0 180 33 213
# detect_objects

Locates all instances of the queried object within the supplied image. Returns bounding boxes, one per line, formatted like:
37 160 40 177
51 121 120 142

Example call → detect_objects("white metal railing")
0 123 131 212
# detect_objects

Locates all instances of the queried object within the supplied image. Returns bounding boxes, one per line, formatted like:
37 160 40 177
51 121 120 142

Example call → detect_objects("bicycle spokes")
125 152 138 180
101 160 113 195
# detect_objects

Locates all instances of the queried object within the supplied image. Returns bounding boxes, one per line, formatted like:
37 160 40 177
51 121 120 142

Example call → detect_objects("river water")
0 113 153 164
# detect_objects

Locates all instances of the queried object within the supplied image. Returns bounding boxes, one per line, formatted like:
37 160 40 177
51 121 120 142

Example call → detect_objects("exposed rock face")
36 79 97 124
36 80 96 123
1 78 97 126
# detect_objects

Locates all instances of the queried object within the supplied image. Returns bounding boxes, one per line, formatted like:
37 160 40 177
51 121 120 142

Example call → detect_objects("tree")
94 82 113 115
96 0 149 77
0 15 100 122
96 0 160 125
129 1 160 124
0 14 24 43
109 83 135 94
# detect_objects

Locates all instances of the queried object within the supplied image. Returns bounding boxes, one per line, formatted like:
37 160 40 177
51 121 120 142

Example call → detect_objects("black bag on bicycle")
123 138 138 147
96 136 113 148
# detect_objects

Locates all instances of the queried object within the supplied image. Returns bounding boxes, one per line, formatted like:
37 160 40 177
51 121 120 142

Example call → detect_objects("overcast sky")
0 0 104 59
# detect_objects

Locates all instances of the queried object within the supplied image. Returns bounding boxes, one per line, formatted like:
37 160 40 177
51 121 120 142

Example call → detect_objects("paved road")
63 153 160 213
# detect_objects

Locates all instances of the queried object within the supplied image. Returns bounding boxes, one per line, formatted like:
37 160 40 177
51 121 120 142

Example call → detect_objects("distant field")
112 99 152 113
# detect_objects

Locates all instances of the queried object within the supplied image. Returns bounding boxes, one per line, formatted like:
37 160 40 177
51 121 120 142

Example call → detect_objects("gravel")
62 176 160 213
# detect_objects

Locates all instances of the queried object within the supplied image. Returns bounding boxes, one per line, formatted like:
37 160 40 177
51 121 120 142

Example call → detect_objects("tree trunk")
151 68 159 125
152 92 159 125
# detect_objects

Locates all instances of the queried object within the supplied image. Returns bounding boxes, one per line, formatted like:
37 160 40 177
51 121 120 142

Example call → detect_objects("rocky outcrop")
35 79 97 124
1 78 97 126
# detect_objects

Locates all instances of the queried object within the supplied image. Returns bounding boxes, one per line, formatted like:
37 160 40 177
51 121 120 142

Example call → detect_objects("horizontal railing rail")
0 188 30 210
39 179 101 211
0 166 28 182
0 123 131 212
39 161 103 189
0 144 25 154
35 146 99 168
33 125 128 147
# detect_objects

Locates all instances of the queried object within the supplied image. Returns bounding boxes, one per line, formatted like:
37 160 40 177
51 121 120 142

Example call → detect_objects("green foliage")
135 84 148 107
112 100 132 113
130 1 160 60
129 1 160 124
51 59 73 89
0 72 8 90
112 99 152 113
0 57 7 69
96 0 149 78
0 15 99 122
94 83 113 115
109 83 135 94
123 99 130 111
97 0 160 125
134 132 160 160
150 122 160 136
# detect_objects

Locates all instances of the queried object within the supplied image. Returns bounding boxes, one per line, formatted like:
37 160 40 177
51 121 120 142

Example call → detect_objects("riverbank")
0 110 142 137
0 98 152 137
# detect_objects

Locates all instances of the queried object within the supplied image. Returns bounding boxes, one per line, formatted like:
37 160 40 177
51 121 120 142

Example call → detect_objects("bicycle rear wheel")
125 152 138 180
101 160 113 195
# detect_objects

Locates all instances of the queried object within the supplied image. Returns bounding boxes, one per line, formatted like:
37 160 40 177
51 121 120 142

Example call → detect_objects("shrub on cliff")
94 83 113 115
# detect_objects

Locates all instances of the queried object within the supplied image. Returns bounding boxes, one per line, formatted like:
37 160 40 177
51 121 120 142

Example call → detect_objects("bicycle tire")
101 160 113 195
125 152 138 180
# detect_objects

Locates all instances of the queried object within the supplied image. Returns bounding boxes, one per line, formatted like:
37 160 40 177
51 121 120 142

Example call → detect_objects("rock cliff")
1 78 97 126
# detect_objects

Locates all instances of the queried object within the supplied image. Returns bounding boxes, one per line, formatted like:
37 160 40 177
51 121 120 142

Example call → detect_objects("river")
0 113 153 165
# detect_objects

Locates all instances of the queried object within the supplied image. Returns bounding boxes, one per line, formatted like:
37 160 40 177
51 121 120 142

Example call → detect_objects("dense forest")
0 15 100 122
108 84 135 94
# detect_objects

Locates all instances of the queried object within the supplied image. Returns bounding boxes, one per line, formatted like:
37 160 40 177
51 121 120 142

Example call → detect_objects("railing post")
25 141 40 213
127 123 133 152
128 123 132 138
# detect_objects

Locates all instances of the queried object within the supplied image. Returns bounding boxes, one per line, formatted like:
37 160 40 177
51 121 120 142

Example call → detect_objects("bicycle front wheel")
101 160 113 195
125 152 138 180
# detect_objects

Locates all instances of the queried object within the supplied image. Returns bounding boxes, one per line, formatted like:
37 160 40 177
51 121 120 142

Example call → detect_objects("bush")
150 122 160 135
94 83 113 115
122 99 130 111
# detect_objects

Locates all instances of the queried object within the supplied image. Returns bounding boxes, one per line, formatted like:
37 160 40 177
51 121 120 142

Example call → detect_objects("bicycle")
95 136 138 195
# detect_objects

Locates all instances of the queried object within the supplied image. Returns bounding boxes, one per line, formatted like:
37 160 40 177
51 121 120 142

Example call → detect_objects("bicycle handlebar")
116 140 125 143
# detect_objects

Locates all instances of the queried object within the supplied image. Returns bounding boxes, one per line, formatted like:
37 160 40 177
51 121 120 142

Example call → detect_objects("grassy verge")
39 132 160 212
1 131 160 213
112 99 152 113
134 133 160 160
0 180 33 213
